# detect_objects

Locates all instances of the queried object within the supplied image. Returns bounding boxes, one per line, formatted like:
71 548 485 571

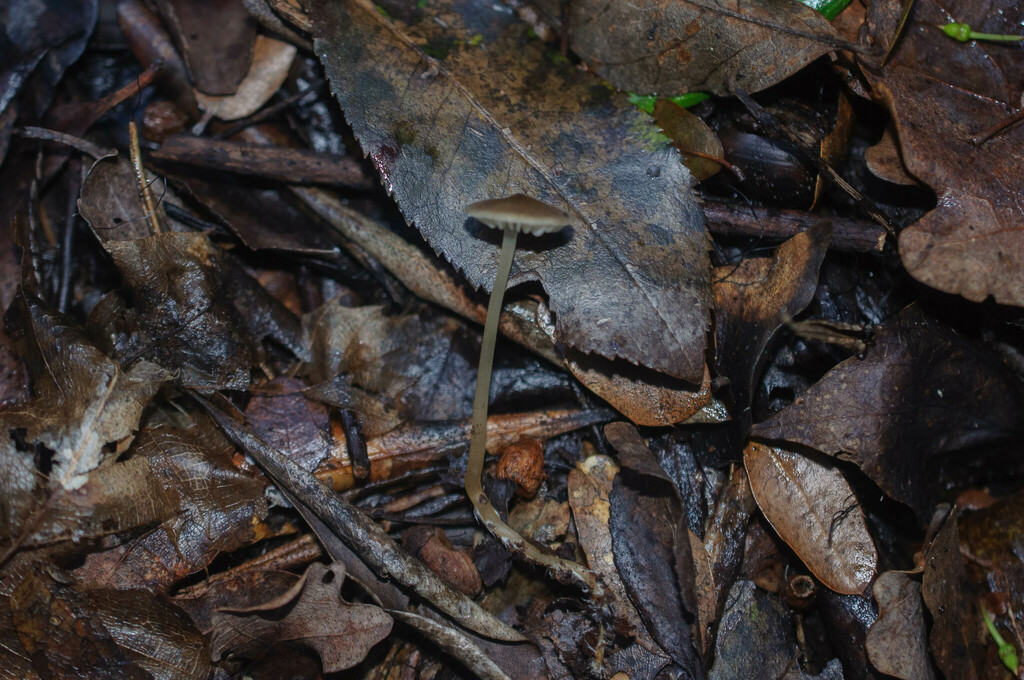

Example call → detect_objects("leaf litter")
1 0 1024 677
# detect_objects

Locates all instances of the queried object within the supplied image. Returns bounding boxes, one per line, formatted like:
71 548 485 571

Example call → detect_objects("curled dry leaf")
713 222 832 438
866 571 936 680
860 0 1024 305
531 0 845 96
751 305 1022 518
744 440 877 594
212 561 392 672
309 0 711 383
0 293 166 545
194 35 297 121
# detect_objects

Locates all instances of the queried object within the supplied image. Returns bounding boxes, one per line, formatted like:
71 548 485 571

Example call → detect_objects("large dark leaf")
531 0 845 96
751 305 1022 517
309 0 710 383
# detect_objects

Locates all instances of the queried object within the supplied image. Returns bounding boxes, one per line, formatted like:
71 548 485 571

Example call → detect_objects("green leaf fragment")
629 92 710 114
981 603 1020 674
796 0 852 21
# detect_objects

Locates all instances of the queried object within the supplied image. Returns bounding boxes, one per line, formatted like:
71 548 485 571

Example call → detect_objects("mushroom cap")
466 194 571 235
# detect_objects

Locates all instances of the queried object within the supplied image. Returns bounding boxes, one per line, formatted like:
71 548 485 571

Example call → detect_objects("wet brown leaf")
713 222 832 432
922 513 983 680
0 293 167 545
860 0 1024 305
607 424 700 673
653 100 725 181
751 305 1022 517
309 0 710 383
194 35 296 120
533 0 845 96
211 559 393 671
153 0 255 95
744 440 876 594
73 421 267 591
866 571 936 680
9 562 210 680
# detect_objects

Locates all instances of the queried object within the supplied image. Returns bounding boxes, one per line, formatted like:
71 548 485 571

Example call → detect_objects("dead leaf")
94 231 306 389
564 350 714 426
653 100 725 181
708 579 795 680
195 35 296 120
0 293 166 544
608 431 700 673
9 562 210 680
745 440 877 594
569 454 663 651
153 0 255 95
864 126 918 187
751 305 1022 517
211 560 392 671
309 0 711 383
533 0 846 96
866 571 936 680
921 513 983 680
713 222 832 447
73 421 267 592
860 0 1024 305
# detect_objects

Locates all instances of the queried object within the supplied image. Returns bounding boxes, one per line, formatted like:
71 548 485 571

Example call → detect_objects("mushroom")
464 194 600 595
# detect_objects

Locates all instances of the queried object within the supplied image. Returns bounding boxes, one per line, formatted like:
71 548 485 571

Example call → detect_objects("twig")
192 391 525 643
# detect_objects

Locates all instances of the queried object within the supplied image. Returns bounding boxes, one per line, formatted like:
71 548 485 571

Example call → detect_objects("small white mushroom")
464 194 600 595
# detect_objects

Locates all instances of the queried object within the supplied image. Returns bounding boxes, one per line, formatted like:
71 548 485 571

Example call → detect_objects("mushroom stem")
465 229 601 596
466 228 518 491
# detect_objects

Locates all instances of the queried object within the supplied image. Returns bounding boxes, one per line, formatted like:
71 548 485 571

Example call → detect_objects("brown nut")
494 437 546 498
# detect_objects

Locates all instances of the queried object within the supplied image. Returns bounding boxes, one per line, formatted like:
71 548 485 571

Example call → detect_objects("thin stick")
128 119 163 234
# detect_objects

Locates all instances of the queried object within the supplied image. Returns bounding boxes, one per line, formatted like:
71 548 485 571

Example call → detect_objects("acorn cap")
466 194 571 235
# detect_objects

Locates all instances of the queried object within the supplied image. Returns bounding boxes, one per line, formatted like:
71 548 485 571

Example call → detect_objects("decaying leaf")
72 421 267 592
921 513 982 680
744 440 876 594
309 0 711 383
866 571 936 680
708 579 794 680
0 293 166 544
751 305 1022 517
608 424 700 674
569 454 665 657
212 561 392 672
532 0 847 96
861 0 1024 306
153 0 255 95
8 562 210 680
194 35 296 120
713 222 832 435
